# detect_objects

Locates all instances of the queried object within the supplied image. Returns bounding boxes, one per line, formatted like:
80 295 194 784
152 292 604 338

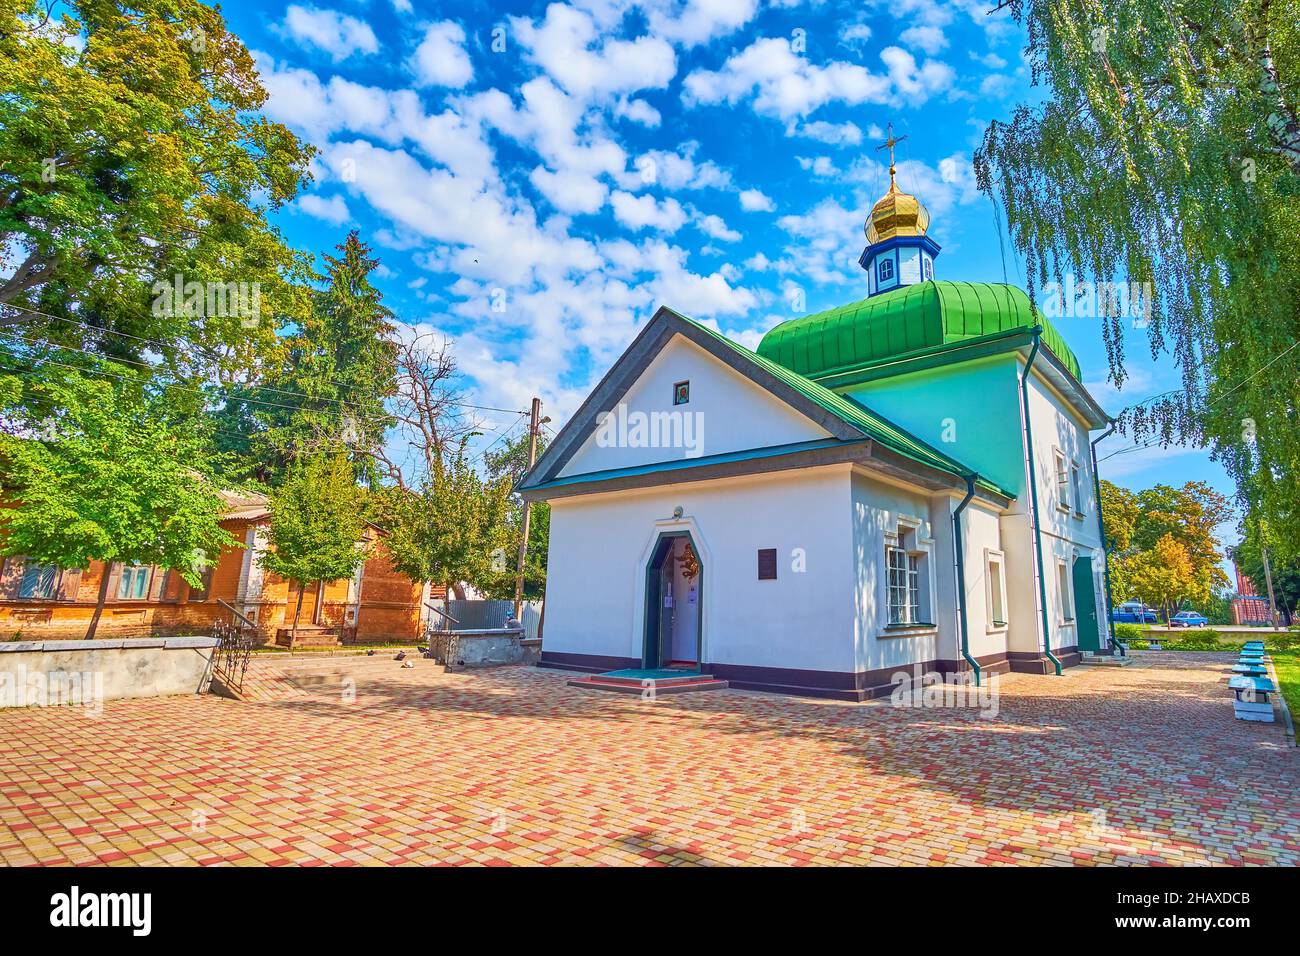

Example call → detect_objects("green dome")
757 281 1081 383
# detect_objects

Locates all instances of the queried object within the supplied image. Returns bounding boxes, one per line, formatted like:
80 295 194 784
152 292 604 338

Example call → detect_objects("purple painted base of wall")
537 651 639 675
1008 647 1082 674
540 647 1077 702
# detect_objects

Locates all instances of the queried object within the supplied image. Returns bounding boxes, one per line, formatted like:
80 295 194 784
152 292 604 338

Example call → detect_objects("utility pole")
1261 544 1280 629
513 397 541 619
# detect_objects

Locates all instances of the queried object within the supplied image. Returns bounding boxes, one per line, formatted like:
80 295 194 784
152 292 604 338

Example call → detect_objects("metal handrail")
423 601 459 626
217 599 257 631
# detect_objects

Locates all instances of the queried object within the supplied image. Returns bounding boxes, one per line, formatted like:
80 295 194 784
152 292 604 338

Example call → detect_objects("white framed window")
116 563 152 601
887 546 921 624
885 519 930 627
1053 449 1070 511
985 549 1007 630
1057 558 1074 624
1070 461 1084 517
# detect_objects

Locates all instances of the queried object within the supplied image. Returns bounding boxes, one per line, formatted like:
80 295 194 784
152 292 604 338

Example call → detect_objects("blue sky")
223 0 1241 546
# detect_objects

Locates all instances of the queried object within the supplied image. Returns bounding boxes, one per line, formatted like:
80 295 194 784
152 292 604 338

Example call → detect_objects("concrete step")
1080 653 1133 667
567 674 728 696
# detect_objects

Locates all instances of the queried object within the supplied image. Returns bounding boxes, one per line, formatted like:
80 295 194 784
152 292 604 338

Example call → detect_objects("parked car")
1168 610 1209 628
1111 601 1159 624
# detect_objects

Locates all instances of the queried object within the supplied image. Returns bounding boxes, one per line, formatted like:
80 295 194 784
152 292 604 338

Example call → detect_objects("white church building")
519 147 1115 701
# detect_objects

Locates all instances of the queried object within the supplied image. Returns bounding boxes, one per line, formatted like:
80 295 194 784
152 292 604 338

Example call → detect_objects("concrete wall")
850 469 945 674
542 465 857 674
0 636 217 709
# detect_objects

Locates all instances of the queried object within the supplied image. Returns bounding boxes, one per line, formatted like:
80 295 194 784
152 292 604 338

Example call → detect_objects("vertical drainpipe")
1090 423 1122 655
953 474 981 685
1020 328 1063 676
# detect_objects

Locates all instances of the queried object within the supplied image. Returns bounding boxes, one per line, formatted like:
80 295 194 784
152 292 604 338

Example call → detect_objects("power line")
1097 339 1300 465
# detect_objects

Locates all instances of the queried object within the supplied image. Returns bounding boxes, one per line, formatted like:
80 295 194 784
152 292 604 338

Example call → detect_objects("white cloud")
840 22 873 49
879 46 955 104
297 193 352 224
899 24 948 55
391 0 413 11
739 188 775 212
613 97 662 127
979 74 1015 98
684 37 889 119
279 5 379 62
684 37 952 119
971 51 1007 69
410 21 474 88
530 166 609 214
620 144 732 191
695 211 741 242
647 0 761 47
512 5 675 101
254 54 496 182
611 191 688 232
797 155 838 178
789 119 862 145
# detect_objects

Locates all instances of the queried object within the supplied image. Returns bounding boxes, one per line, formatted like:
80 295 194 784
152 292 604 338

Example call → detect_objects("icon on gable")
673 380 690 405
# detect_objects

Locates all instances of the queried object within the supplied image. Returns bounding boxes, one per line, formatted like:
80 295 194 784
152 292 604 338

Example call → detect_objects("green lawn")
1271 651 1300 732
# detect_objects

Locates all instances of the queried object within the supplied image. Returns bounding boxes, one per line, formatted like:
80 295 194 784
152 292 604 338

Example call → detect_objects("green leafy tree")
220 232 398 484
383 443 512 613
1102 479 1231 613
0 0 314 381
478 431 550 600
1123 533 1204 620
0 368 237 640
1098 478 1139 552
974 1 1300 542
259 455 367 648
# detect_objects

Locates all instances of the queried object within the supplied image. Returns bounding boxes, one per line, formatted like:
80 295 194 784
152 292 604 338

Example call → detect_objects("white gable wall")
543 466 858 673
557 334 832 479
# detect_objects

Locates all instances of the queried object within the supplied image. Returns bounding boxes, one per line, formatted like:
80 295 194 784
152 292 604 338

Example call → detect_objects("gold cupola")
865 126 930 243
865 176 931 243
858 124 941 297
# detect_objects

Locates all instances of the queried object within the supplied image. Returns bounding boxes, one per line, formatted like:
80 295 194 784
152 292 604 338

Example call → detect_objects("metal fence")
435 600 543 638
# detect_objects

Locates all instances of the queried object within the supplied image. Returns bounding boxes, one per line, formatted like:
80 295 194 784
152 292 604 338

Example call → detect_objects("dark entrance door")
642 532 703 672
1073 555 1103 652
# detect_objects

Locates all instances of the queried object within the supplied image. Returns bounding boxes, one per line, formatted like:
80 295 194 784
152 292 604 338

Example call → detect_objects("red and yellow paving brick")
0 651 1296 866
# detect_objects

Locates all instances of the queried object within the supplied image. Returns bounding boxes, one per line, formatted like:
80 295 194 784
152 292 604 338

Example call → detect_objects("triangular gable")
555 333 835 479
522 307 870 490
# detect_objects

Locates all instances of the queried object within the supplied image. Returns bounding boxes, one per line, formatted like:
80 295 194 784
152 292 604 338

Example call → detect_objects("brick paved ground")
1 651 1296 866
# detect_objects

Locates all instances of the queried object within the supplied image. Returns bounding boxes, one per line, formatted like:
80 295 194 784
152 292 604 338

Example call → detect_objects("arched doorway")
641 531 704 672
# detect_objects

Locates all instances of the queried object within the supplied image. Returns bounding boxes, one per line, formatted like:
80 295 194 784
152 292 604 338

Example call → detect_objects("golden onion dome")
865 176 930 244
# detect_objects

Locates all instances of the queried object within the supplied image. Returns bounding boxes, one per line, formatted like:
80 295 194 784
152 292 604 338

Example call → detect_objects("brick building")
0 488 443 644
1229 562 1284 626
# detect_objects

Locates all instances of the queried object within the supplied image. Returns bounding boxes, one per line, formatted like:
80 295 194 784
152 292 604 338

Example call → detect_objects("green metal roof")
756 281 1082 383
667 309 1014 499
